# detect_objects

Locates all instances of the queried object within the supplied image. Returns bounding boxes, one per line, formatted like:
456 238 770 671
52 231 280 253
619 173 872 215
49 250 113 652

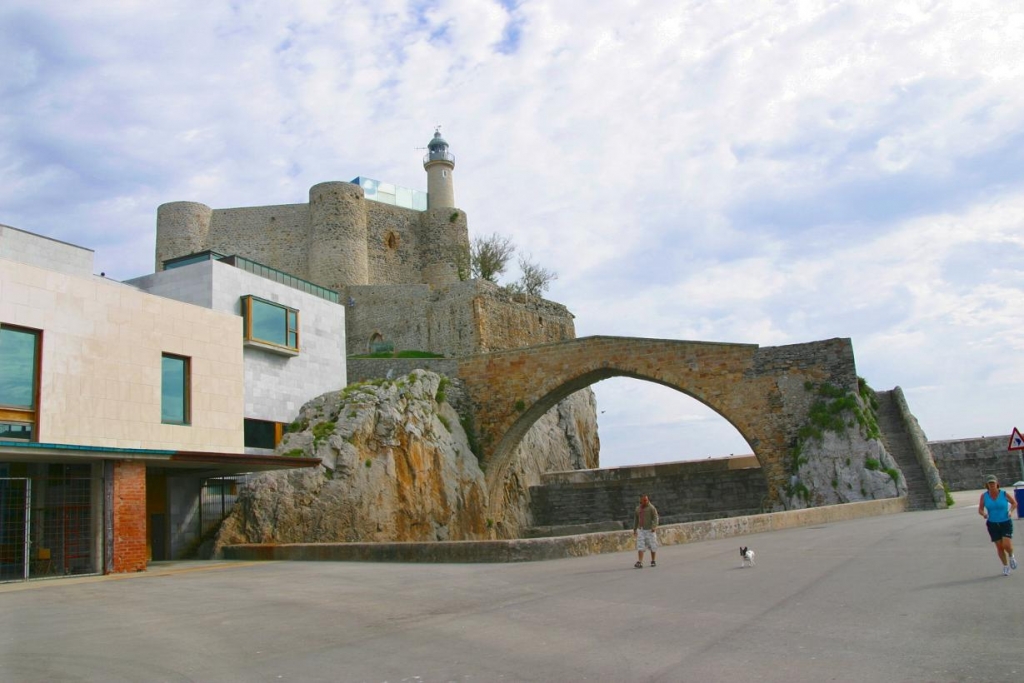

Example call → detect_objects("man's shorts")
987 519 1014 543
636 529 659 552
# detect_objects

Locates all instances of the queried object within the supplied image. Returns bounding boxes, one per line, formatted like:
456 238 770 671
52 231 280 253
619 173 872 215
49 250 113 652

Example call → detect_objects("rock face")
783 387 907 509
215 370 598 550
491 388 600 538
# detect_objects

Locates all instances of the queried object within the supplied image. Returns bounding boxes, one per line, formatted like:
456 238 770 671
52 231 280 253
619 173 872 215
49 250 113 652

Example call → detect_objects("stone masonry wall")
931 435 1024 490
530 459 768 528
345 280 578 358
209 204 310 281
364 201 427 285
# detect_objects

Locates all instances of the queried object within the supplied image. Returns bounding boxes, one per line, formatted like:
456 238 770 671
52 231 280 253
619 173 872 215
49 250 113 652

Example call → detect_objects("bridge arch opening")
592 378 755 468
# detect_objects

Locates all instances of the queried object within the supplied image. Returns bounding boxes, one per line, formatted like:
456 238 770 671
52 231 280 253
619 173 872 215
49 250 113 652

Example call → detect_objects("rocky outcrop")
214 370 598 551
783 383 907 509
490 389 600 537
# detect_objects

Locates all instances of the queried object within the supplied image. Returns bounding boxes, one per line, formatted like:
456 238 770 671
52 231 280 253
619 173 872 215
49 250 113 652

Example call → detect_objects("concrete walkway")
1 491 1019 682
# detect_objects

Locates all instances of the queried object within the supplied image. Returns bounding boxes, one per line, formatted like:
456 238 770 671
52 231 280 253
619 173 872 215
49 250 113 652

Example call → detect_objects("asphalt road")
1 491 1020 683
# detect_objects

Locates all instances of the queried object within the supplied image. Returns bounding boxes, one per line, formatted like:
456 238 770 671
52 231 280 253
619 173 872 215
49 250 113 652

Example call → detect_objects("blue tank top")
984 490 1011 523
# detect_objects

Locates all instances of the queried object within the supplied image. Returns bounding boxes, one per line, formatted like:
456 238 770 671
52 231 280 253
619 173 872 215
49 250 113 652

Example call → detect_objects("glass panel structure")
161 354 189 424
242 296 300 351
350 177 427 211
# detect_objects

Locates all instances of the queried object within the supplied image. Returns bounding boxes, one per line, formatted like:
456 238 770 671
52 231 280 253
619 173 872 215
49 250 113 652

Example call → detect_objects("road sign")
1009 427 1024 451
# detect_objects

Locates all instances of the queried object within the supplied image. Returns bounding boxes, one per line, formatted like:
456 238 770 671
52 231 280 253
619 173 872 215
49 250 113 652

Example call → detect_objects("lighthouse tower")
423 128 456 209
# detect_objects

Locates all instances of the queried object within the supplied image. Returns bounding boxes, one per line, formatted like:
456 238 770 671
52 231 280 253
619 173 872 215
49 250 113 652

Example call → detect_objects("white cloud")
3 0 1024 465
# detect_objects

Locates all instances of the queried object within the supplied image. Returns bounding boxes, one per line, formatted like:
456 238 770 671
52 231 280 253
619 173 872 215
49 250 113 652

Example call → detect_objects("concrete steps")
874 390 937 510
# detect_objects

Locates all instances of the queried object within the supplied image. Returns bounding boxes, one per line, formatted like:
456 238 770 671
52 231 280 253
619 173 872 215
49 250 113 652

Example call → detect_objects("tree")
510 254 557 297
470 233 516 282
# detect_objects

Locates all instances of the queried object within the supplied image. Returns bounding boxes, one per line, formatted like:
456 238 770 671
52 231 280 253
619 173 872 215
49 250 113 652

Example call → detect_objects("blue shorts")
987 520 1013 543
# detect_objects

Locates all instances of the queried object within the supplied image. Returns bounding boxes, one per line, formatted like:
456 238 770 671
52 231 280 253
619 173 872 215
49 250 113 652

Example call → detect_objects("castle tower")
308 181 369 290
423 128 455 209
155 201 213 270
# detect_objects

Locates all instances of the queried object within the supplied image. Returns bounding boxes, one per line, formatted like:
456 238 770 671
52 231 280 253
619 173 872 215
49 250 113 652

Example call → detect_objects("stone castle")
155 129 600 538
154 129 577 358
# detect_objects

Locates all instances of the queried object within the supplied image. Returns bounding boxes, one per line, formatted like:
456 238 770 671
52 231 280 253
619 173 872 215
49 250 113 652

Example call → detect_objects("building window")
241 296 299 352
244 418 282 449
161 354 190 425
0 324 41 441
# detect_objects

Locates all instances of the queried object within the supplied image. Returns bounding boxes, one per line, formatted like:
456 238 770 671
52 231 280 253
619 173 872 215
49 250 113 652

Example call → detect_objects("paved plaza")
1 491 1020 682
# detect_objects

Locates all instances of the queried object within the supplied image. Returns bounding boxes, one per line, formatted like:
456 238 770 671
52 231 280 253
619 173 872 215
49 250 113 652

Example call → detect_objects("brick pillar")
110 461 148 574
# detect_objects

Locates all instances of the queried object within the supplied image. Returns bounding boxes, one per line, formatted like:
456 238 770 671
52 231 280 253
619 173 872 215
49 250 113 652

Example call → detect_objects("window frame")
0 323 42 441
160 353 191 425
240 295 300 354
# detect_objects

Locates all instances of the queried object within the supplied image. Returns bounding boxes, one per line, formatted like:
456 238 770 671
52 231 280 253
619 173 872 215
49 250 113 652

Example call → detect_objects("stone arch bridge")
451 336 860 517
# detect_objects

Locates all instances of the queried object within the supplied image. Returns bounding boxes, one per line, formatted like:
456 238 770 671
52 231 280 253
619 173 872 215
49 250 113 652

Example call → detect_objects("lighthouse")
423 127 455 209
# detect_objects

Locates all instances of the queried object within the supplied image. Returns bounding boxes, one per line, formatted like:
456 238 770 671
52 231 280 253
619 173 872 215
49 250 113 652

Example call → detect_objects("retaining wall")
222 495 908 563
930 435 1024 490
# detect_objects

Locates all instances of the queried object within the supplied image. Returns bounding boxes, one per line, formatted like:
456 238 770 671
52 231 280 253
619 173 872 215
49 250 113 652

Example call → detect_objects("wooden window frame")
0 323 42 441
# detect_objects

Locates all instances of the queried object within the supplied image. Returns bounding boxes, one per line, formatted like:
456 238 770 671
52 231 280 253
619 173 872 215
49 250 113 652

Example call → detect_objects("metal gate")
0 468 95 582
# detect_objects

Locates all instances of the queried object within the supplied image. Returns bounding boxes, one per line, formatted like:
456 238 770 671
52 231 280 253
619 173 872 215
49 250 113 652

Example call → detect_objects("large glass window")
161 354 190 425
0 324 41 441
241 296 299 352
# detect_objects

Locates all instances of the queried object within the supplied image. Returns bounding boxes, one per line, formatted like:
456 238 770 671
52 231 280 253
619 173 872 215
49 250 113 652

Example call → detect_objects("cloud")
3 0 1024 464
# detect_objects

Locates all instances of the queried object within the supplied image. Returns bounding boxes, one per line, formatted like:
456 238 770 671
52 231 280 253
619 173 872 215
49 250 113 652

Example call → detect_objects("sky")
3 0 1024 468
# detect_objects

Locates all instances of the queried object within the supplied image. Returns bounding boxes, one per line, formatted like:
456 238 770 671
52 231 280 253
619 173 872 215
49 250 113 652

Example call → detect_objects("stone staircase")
873 390 937 510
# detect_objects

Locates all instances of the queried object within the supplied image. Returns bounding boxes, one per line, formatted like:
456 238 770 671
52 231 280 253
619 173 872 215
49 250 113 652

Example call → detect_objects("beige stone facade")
0 256 245 452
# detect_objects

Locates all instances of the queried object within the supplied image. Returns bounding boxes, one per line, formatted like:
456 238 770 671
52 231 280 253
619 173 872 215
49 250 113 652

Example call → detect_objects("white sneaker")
1011 556 1018 571
1003 565 1011 576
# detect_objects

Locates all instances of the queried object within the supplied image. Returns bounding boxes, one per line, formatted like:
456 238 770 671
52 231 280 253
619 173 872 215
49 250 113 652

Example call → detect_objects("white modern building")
1 225 341 580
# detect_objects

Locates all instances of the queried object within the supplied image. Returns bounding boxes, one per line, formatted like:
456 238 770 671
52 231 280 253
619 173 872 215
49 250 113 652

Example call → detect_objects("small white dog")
740 546 756 568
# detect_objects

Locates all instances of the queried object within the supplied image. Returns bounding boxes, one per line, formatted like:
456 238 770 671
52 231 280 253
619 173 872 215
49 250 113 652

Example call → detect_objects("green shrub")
864 458 880 471
438 415 451 432
943 483 954 508
436 376 450 403
312 421 335 442
283 448 305 458
514 399 526 413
